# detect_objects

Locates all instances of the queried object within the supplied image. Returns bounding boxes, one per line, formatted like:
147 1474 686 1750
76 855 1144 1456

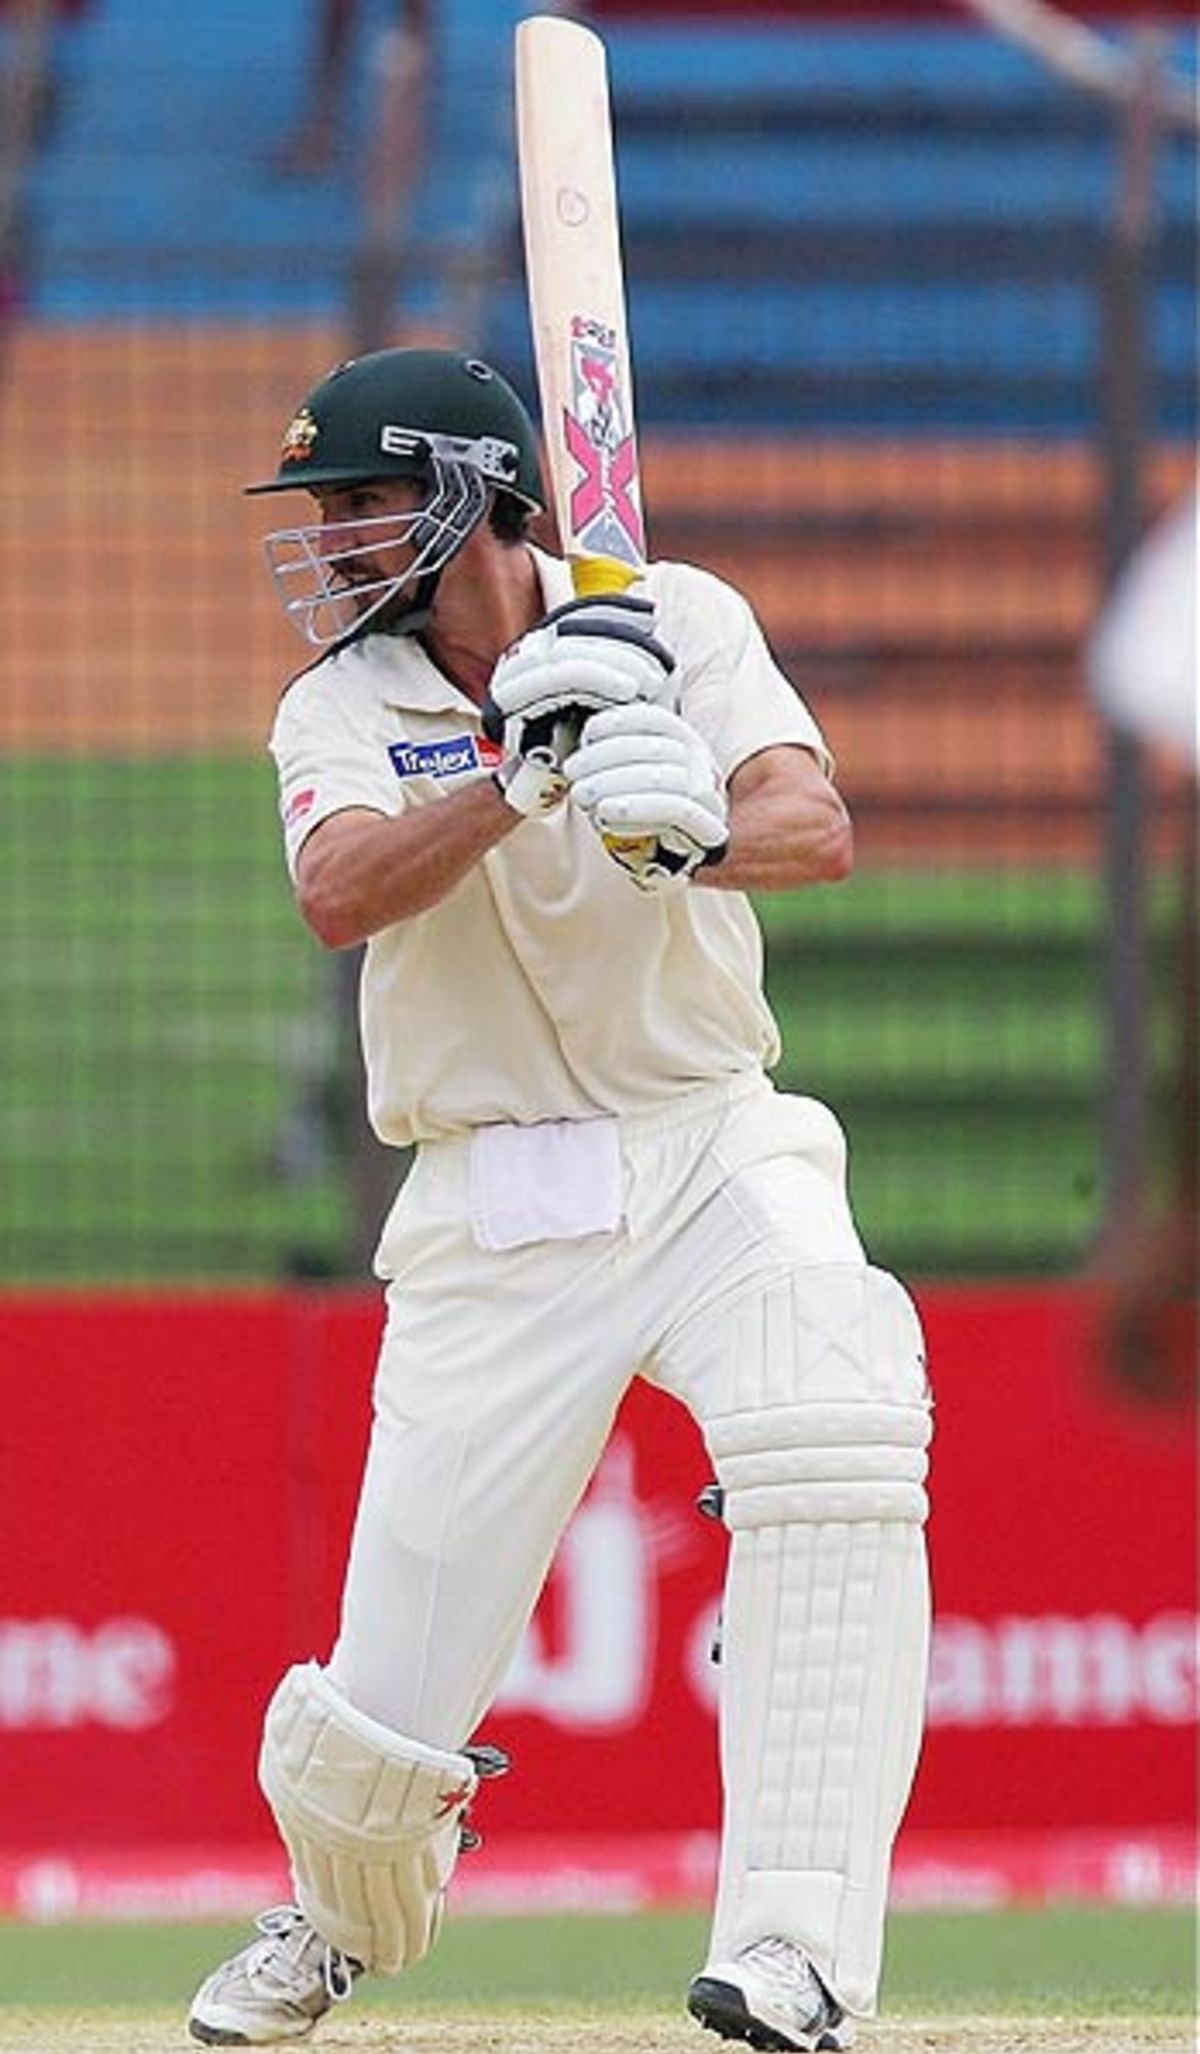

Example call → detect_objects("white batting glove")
564 702 729 889
481 595 676 770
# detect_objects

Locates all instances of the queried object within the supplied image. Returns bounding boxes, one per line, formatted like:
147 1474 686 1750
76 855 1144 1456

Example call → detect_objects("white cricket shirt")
269 550 831 1146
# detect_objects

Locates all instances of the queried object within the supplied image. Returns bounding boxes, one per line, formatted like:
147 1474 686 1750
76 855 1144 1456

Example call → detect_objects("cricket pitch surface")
0 2012 1192 2054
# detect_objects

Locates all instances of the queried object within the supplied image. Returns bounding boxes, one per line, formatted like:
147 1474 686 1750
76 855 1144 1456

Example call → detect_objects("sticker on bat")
563 315 645 569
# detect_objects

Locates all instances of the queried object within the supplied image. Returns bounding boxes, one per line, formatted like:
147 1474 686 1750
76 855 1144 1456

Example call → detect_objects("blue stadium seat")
12 1 1196 431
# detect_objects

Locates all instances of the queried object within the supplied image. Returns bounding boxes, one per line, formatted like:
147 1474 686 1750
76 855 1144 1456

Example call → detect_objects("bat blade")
515 13 646 598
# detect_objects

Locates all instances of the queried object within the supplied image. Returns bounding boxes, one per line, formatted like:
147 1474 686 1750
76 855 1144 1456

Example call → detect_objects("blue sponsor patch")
388 734 492 781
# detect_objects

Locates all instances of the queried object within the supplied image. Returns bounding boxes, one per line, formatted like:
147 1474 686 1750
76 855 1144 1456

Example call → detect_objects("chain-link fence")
1 3 1194 1284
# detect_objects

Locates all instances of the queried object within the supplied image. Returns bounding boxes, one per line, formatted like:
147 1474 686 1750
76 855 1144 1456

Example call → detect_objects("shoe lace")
254 1905 359 2004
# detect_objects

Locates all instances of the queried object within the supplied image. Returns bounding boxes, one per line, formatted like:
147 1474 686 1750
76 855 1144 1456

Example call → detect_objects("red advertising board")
0 1285 1194 1918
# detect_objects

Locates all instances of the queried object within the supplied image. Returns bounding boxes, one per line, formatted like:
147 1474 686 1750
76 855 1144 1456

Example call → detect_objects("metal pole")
0 0 56 358
335 2 433 1276
1097 33 1163 1242
346 7 430 355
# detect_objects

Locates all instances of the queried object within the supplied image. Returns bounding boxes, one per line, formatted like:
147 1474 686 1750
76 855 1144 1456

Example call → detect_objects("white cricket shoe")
188 1904 361 2045
687 1935 855 2052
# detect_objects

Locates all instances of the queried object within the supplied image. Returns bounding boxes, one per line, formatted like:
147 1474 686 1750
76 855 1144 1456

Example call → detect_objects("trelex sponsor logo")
389 734 503 782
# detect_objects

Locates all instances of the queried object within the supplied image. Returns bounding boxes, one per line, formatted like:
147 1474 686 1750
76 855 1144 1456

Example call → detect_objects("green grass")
1 756 348 1282
0 1907 1193 2016
1 754 1185 1283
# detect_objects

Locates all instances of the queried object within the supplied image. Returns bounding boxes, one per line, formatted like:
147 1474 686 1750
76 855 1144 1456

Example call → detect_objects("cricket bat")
515 13 647 600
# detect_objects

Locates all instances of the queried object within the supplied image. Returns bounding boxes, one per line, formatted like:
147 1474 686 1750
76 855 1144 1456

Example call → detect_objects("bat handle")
566 554 660 873
569 553 643 599
526 717 584 768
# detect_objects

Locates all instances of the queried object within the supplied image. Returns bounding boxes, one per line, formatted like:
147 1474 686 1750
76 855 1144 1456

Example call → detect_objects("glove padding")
481 594 676 770
564 702 729 890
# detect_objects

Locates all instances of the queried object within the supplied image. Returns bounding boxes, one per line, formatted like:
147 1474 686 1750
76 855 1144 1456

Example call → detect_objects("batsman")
187 344 933 2052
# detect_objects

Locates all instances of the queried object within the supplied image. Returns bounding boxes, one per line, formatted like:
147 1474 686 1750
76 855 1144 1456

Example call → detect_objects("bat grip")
565 555 662 872
522 709 587 767
569 553 642 599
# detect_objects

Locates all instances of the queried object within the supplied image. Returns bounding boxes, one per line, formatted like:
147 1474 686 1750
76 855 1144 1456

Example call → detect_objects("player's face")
262 459 491 646
314 479 426 596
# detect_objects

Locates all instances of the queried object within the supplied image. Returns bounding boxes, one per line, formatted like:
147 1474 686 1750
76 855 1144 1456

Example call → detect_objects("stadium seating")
14 0 1195 435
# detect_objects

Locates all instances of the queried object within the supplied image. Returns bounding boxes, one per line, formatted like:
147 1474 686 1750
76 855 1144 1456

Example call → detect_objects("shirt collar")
371 545 574 717
531 545 576 612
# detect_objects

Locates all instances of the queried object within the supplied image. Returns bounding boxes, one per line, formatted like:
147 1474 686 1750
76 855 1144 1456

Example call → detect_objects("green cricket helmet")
246 348 545 646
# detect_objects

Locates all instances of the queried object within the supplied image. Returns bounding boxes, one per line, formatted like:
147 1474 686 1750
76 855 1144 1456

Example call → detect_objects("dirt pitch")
0 2012 1193 2054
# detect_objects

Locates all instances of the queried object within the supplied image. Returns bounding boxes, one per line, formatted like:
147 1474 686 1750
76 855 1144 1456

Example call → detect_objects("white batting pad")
259 1660 479 1974
704 1265 932 2018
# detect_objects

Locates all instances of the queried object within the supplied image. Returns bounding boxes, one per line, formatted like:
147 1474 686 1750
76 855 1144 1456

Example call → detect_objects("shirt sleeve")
651 561 835 781
269 663 402 879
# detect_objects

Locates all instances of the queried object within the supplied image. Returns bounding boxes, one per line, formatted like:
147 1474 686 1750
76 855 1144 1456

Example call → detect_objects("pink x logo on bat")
564 410 644 559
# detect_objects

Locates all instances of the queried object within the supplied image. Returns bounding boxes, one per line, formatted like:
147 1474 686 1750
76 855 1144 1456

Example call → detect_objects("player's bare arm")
696 743 853 895
294 784 519 949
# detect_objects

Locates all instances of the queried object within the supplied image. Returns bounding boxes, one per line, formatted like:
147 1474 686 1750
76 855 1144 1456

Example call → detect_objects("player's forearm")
297 784 520 948
696 774 853 895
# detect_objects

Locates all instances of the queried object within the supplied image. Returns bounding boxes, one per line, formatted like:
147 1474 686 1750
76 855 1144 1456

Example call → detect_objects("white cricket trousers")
326 1071 931 2014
